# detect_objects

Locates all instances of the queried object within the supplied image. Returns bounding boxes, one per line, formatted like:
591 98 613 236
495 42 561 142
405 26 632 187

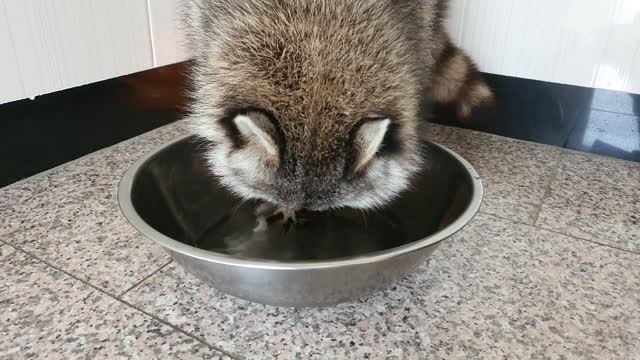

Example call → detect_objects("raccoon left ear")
352 118 391 173
232 112 279 158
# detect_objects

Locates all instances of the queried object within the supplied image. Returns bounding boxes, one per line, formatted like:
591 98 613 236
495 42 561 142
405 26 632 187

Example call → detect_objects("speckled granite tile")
0 245 225 359
537 151 640 253
435 129 562 224
0 179 170 294
123 214 640 359
426 123 457 143
0 120 191 235
0 121 193 294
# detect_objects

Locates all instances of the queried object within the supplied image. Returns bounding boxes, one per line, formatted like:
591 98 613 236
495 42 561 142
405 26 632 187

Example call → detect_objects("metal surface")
118 134 483 307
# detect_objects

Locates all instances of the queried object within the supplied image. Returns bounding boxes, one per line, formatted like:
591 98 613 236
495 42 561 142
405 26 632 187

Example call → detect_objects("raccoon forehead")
199 1 427 102
189 0 428 151
218 13 420 77
209 45 422 127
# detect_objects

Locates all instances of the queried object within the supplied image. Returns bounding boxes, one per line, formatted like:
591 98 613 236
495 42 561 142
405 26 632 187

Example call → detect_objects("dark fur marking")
434 40 457 76
219 114 245 150
378 121 403 156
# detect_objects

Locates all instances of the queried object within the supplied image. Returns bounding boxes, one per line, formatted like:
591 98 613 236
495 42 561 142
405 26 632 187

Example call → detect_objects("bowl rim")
118 134 483 270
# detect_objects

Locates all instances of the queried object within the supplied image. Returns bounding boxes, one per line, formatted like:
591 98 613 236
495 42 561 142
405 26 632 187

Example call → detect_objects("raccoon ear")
353 118 391 173
232 112 279 159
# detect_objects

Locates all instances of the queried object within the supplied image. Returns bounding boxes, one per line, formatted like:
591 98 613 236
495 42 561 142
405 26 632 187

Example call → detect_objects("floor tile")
0 122 191 294
426 123 457 143
435 129 563 224
537 151 640 252
0 120 190 232
1 183 170 295
0 245 225 359
123 214 640 359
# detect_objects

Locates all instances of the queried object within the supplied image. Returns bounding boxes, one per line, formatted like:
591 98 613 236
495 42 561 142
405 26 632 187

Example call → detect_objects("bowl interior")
129 136 475 262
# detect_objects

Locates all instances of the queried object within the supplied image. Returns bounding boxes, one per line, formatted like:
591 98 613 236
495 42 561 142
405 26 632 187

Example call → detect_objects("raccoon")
181 0 494 214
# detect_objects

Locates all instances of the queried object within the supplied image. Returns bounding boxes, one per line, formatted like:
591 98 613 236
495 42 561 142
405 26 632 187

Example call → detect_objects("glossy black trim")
1 62 639 188
431 73 640 162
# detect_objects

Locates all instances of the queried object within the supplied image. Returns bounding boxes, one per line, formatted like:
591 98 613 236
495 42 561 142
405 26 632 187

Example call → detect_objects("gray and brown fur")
429 29 495 124
181 0 493 212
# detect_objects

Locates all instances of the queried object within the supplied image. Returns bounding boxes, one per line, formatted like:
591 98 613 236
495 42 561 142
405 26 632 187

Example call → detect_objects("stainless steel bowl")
118 134 482 307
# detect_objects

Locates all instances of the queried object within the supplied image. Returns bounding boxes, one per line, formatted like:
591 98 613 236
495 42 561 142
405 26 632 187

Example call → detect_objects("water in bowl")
131 136 472 262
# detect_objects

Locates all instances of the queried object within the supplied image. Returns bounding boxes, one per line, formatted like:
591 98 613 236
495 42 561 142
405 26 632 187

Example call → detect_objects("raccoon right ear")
351 118 391 174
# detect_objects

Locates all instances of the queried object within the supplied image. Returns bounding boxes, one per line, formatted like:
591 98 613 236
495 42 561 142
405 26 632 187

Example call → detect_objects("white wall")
147 0 187 67
448 0 640 96
1 0 639 105
1 0 155 103
0 0 187 104
0 3 26 102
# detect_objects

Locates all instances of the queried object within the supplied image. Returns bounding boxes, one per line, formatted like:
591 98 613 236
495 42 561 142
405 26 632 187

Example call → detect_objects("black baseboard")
1 62 638 188
431 73 639 162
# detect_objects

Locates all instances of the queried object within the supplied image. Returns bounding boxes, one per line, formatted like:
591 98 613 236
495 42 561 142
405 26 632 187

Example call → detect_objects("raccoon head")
186 0 432 211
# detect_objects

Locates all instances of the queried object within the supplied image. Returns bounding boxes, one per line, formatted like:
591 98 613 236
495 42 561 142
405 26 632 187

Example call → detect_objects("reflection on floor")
431 73 640 162
0 62 639 188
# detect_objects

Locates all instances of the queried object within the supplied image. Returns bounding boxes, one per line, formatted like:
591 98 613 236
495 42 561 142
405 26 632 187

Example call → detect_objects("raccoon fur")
181 0 494 212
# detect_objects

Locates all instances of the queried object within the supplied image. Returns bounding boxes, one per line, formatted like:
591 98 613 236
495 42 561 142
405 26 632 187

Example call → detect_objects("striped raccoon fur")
181 0 494 214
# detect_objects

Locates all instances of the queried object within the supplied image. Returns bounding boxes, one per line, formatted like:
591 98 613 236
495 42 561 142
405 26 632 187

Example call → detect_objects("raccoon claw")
253 203 297 231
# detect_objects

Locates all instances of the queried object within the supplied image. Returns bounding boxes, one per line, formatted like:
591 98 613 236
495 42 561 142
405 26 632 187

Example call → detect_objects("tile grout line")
480 211 640 256
531 149 565 225
432 123 565 150
541 227 640 256
563 145 640 166
117 259 173 298
2 241 242 360
589 106 639 118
